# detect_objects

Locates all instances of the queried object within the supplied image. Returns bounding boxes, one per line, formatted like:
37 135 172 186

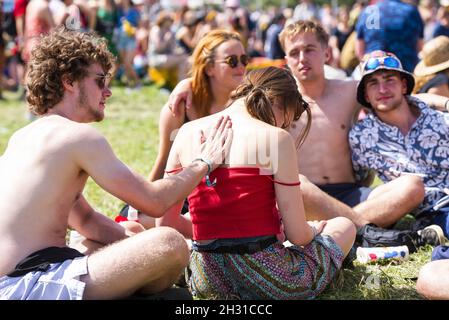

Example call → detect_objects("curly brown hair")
26 27 115 115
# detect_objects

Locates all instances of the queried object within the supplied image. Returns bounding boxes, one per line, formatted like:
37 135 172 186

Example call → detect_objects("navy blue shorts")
318 183 372 207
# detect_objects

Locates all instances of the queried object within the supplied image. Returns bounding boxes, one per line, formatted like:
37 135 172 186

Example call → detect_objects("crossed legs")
353 175 425 228
300 174 425 229
79 227 189 299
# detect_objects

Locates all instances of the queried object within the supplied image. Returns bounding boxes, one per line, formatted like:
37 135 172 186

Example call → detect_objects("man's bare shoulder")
327 78 358 92
326 79 361 110
15 116 105 147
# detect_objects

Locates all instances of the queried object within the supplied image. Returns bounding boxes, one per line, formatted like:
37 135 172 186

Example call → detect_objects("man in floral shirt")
350 50 449 236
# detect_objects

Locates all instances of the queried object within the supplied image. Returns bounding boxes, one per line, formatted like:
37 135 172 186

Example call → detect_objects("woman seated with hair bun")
157 66 356 300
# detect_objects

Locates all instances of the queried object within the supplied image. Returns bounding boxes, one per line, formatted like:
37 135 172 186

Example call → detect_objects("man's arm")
74 116 232 218
413 93 449 112
155 134 194 238
68 195 129 244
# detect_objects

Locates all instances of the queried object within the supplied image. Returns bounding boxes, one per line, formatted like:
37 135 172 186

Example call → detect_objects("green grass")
0 85 433 300
0 86 167 216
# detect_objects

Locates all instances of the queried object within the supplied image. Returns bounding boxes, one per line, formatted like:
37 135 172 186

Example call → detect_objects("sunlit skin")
76 65 112 123
364 70 420 136
284 31 329 84
364 70 408 115
207 39 246 98
283 31 358 185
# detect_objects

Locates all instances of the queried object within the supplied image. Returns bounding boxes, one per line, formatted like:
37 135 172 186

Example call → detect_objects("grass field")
0 85 433 300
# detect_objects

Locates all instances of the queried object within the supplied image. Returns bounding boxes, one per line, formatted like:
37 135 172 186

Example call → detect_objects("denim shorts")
0 256 88 300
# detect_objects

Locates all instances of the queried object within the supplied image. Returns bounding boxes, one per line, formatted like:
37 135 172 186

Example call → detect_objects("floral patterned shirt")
349 96 449 210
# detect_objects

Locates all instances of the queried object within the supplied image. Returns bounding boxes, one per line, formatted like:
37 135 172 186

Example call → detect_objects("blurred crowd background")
0 0 448 98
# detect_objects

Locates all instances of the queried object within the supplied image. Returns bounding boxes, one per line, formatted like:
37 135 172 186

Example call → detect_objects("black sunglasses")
215 54 249 68
89 72 111 89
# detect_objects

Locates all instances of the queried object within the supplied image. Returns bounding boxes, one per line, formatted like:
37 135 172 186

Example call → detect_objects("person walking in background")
355 0 424 72
22 0 55 64
117 0 141 91
264 13 286 60
432 0 449 38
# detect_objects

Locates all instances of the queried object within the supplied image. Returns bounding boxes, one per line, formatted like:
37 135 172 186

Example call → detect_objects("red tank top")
188 167 282 240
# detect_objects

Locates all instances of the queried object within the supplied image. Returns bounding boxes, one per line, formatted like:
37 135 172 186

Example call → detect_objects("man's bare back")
0 116 96 275
290 79 360 185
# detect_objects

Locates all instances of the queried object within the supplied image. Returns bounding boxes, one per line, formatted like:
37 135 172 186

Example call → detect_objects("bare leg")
81 227 189 299
120 49 140 87
320 217 356 257
299 174 368 228
353 175 425 228
70 222 146 255
416 260 449 299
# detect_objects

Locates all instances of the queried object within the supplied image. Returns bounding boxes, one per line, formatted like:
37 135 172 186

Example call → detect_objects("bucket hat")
356 50 415 108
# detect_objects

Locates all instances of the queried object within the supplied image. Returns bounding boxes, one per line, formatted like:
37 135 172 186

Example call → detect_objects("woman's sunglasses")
364 56 401 71
215 54 250 68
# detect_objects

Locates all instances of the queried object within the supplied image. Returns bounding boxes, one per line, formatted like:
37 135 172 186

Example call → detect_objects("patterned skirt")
187 234 344 300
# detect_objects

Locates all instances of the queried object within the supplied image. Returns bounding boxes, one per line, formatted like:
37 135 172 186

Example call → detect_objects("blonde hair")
231 66 311 149
278 20 329 52
190 29 242 117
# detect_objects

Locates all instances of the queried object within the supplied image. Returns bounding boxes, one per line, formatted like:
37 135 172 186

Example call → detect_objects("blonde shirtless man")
169 20 448 229
0 27 232 300
277 20 425 229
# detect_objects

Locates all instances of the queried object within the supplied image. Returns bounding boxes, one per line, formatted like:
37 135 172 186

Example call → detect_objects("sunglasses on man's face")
215 54 249 68
90 72 111 90
364 56 401 71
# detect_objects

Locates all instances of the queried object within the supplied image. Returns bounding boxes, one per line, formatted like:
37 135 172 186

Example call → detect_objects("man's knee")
148 227 190 267
398 175 425 201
